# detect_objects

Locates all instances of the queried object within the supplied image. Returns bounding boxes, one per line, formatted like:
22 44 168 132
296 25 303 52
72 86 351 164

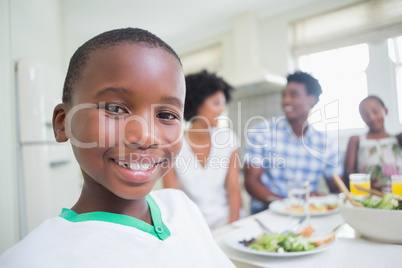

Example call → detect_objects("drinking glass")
287 180 310 215
349 173 370 197
391 175 402 195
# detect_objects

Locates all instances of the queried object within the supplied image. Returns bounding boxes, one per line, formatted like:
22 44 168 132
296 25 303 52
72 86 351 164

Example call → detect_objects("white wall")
0 0 64 253
176 0 361 78
366 40 400 134
0 0 19 254
10 0 64 70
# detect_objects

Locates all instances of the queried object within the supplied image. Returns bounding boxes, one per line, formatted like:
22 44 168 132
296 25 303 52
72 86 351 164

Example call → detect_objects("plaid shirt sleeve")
242 122 271 168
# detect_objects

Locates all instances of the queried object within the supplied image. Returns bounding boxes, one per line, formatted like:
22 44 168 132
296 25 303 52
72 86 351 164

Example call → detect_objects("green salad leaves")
244 233 315 253
356 193 402 210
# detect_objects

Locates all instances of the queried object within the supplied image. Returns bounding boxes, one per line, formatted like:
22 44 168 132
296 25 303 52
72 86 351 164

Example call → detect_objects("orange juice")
392 181 402 195
350 180 371 196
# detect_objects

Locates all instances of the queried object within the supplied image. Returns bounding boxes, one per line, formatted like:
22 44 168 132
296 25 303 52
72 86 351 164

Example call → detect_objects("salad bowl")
339 197 402 244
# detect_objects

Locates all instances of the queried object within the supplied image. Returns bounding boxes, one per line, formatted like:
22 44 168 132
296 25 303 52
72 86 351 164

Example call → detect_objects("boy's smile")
56 44 185 205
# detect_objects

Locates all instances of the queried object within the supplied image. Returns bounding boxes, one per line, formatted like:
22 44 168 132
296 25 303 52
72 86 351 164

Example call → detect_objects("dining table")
212 201 402 268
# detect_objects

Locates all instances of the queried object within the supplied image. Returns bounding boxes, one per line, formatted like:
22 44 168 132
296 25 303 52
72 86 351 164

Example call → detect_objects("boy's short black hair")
184 70 233 121
287 71 322 104
62 27 181 104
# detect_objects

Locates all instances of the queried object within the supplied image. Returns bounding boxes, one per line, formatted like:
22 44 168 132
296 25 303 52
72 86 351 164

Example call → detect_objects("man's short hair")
287 71 322 104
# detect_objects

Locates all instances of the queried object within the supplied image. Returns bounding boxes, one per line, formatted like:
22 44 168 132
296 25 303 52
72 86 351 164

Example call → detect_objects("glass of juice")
349 173 370 197
287 180 310 216
391 175 402 195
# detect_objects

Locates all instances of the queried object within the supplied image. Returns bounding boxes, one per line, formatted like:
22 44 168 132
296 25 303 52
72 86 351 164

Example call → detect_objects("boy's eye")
157 112 178 120
102 104 126 114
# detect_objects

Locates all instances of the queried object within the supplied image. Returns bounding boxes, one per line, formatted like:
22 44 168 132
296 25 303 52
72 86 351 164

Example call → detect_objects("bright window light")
388 36 402 124
396 67 402 124
299 44 369 131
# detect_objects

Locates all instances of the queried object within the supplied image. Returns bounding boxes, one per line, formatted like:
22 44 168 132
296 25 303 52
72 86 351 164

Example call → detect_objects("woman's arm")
162 168 179 189
344 135 360 189
225 149 242 223
397 132 402 147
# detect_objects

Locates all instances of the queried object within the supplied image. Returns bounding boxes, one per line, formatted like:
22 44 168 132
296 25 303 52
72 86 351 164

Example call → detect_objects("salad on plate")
239 225 335 254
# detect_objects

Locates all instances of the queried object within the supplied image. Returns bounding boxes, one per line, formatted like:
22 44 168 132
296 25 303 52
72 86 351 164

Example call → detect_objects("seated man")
243 71 343 214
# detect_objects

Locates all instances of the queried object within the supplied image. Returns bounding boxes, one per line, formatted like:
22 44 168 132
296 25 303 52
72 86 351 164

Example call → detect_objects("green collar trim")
59 195 170 241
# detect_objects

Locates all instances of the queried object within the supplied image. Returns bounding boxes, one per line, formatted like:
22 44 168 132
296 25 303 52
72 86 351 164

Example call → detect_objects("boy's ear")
52 103 69 142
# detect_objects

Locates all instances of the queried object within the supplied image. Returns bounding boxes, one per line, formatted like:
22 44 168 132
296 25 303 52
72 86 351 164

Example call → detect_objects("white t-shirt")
174 128 239 229
0 189 234 268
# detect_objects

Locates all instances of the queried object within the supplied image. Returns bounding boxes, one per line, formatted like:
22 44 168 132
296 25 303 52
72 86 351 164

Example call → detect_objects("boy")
0 28 234 267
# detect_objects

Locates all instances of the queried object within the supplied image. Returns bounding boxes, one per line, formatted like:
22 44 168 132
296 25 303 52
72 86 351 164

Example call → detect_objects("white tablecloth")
213 210 402 268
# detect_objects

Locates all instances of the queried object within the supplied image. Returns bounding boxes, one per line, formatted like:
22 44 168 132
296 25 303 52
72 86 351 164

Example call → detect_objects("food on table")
240 233 314 253
285 203 338 214
239 225 335 253
307 232 336 247
355 193 402 210
299 225 315 238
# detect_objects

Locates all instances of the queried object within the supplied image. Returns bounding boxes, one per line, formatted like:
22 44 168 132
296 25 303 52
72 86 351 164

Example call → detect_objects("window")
292 0 402 136
298 44 369 131
388 36 402 124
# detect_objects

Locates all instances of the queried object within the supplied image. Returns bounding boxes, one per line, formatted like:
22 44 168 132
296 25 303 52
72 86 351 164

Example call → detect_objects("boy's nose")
122 115 161 148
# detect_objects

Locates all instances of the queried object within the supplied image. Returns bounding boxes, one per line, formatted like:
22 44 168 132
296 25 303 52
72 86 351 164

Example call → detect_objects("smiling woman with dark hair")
183 70 233 121
163 69 242 230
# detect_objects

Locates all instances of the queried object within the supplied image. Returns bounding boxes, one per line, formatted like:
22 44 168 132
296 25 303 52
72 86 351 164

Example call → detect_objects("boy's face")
55 44 185 200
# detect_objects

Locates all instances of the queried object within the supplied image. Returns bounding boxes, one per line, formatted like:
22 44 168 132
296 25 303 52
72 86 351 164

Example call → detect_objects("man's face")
281 82 316 123
60 44 185 200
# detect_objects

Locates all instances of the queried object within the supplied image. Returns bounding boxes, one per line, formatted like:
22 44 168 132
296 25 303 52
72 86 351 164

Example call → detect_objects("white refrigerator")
16 59 82 237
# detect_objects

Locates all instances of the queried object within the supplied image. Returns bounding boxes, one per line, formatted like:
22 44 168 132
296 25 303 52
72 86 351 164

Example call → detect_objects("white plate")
269 195 339 217
224 226 336 257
